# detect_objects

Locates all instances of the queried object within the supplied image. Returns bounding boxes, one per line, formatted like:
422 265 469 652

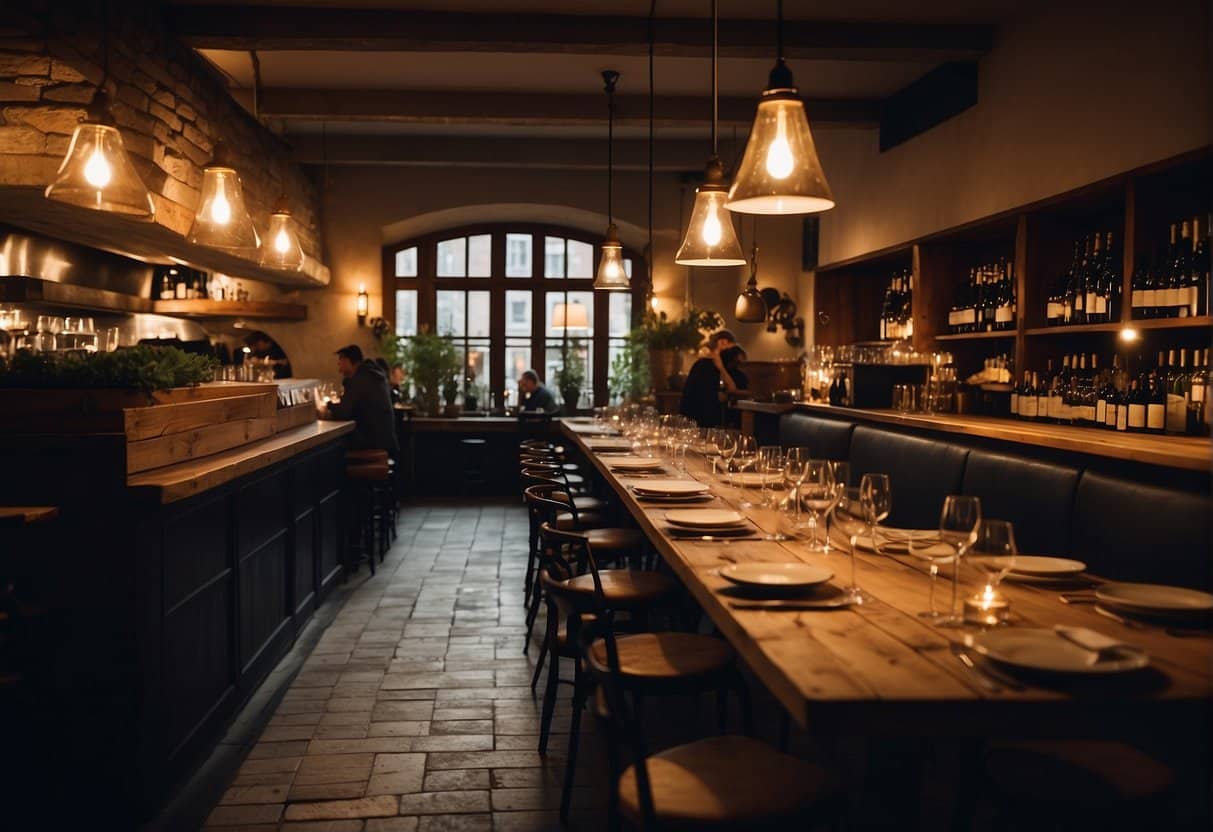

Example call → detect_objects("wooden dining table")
559 419 1212 741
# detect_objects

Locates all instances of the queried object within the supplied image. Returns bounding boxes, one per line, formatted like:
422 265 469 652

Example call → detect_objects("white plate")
729 472 784 487
719 562 833 589
968 628 1149 675
632 480 711 497
1002 556 1088 577
607 456 666 470
664 509 747 529
586 439 632 450
1095 583 1213 614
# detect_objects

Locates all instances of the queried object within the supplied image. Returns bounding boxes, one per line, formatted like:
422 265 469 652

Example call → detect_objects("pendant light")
726 0 834 215
595 70 629 291
735 245 767 322
261 195 305 270
44 5 154 219
552 300 590 331
188 140 261 257
675 0 745 267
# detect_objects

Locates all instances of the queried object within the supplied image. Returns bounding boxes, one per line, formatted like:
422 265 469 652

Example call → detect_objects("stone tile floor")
202 500 617 832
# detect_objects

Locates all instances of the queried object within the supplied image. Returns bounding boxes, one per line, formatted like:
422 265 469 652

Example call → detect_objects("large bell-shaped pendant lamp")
675 0 744 267
726 0 834 215
260 195 305 270
735 245 767 322
595 70 630 291
188 140 261 257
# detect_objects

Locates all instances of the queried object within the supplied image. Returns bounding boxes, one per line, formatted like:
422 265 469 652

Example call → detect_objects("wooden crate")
276 401 318 433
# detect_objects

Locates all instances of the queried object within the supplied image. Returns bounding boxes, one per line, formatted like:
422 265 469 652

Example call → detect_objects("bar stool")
460 438 488 495
344 461 393 576
346 449 397 546
542 526 758 824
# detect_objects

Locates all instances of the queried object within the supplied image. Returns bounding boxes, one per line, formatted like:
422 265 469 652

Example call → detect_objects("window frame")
382 223 644 411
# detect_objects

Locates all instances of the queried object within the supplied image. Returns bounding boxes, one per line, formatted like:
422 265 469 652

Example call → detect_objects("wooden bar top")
128 420 354 503
733 400 798 415
0 506 59 525
795 402 1211 473
561 423 1212 737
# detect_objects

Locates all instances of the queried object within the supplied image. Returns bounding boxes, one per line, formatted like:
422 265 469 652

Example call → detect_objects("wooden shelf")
1024 322 1123 336
934 329 1018 341
152 299 308 321
1025 316 1213 336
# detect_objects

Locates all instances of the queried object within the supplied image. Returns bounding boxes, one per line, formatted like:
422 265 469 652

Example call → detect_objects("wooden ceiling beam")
259 88 880 128
167 6 995 62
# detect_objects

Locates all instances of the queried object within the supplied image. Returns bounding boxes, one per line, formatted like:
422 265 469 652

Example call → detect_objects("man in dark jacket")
679 330 745 427
325 345 399 454
517 368 559 414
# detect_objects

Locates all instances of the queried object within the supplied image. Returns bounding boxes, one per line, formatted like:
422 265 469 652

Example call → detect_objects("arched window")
383 224 642 411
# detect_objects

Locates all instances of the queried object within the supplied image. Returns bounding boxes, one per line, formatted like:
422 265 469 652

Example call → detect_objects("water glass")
932 495 982 627
832 487 869 603
732 434 758 507
783 447 809 526
799 460 835 551
859 473 891 553
757 446 784 508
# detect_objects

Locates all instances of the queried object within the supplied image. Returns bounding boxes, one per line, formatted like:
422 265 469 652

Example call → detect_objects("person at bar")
517 368 559 414
389 363 406 404
323 344 399 454
679 329 745 427
245 331 292 379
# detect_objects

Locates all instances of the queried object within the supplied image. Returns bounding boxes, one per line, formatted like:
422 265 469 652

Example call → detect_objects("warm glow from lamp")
188 142 260 257
44 90 155 219
649 295 660 312
356 283 369 322
260 199 305 271
765 108 795 179
552 301 589 331
1118 327 1139 343
675 158 745 267
594 224 630 291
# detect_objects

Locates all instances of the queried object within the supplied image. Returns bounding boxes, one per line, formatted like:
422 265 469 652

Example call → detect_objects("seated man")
517 368 559 414
324 345 400 454
679 329 744 427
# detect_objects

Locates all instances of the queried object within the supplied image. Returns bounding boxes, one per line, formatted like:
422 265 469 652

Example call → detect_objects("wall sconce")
732 245 804 346
356 283 369 325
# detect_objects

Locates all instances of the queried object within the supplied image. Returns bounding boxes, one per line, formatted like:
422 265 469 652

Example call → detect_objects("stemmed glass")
859 474 891 554
799 460 835 551
717 430 739 487
822 461 850 552
930 495 982 627
676 424 697 472
832 488 870 604
968 519 1017 622
732 435 759 508
783 448 809 527
757 446 784 508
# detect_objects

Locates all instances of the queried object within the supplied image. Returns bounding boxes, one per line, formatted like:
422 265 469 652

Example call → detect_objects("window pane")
468 234 491 277
395 289 418 336
467 290 490 338
395 246 418 277
466 339 491 408
505 289 532 337
506 233 532 277
546 291 593 337
567 240 593 278
436 237 466 277
544 236 565 278
436 290 466 336
608 338 628 404
608 292 632 337
546 338 591 409
506 339 532 409
623 258 633 278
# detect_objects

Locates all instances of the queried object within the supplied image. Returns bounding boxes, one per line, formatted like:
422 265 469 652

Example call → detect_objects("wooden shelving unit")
152 299 308 321
813 147 1213 381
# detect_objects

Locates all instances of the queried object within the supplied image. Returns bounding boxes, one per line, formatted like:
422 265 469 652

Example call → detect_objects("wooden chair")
581 542 842 831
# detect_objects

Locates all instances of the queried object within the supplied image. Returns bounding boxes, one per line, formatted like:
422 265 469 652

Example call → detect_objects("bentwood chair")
542 526 759 825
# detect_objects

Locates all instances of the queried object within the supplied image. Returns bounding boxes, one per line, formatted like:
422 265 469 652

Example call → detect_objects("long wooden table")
560 420 1212 739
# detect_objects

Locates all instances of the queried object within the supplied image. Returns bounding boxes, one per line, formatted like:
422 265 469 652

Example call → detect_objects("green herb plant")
0 345 217 395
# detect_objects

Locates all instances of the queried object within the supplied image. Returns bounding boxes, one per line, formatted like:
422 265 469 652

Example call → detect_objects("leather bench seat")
779 412 855 461
960 450 1079 557
847 425 969 529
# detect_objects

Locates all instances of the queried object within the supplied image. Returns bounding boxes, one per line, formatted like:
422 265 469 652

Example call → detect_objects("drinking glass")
704 427 723 474
832 487 870 604
823 461 850 552
799 460 835 551
732 435 758 507
969 519 1018 591
931 495 982 627
757 446 784 508
717 430 738 486
859 473 891 554
783 447 809 527
677 425 697 472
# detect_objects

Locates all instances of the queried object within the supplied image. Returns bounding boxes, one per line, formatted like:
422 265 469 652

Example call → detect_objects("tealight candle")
963 584 1010 627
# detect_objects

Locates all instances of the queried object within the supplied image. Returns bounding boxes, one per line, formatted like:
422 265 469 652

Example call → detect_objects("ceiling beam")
259 88 880 129
167 6 995 62
289 135 712 170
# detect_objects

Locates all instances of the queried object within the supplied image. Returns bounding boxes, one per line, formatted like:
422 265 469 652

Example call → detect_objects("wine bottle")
1125 376 1145 432
1196 213 1211 317
1147 352 1167 434
1165 348 1188 434
1023 372 1040 420
173 269 187 299
1192 348 1210 434
1095 356 1111 427
1084 234 1101 324
1184 216 1202 318
1009 369 1020 417
1175 220 1193 318
1161 224 1179 318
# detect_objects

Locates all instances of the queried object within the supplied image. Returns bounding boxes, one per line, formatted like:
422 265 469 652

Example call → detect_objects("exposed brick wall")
0 2 322 260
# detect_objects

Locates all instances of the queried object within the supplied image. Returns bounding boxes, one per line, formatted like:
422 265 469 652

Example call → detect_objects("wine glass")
823 461 850 552
832 488 870 604
757 446 784 508
717 430 738 487
799 460 835 551
732 435 758 507
933 495 982 627
968 519 1017 621
859 473 891 554
783 448 809 527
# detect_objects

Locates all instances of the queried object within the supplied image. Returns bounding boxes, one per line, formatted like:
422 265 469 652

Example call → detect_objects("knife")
727 598 854 610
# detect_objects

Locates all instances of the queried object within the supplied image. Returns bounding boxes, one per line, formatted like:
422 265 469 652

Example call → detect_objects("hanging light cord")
776 0 784 61
711 0 718 157
648 0 656 294
604 70 618 225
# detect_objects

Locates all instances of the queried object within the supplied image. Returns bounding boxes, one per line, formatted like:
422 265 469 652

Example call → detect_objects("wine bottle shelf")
934 330 1019 341
1025 315 1212 336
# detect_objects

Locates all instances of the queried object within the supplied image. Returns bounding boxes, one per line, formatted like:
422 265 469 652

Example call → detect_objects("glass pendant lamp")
726 0 834 215
188 141 261 257
44 88 155 218
735 245 767 322
675 0 744 267
552 300 590 331
595 70 630 291
260 196 305 270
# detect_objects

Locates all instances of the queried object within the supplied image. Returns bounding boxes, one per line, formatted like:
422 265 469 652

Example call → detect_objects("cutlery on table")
1090 605 1147 630
949 643 1003 693
727 598 854 611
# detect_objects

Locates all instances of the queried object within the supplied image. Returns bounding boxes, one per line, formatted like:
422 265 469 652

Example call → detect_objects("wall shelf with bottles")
151 300 307 321
1025 316 1213 336
934 330 1019 342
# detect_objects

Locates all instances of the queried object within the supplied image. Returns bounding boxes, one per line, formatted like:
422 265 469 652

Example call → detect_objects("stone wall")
0 2 322 261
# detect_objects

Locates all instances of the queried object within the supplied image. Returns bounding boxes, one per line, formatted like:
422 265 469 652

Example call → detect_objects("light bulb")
765 108 795 179
83 149 112 188
702 208 723 246
211 182 232 225
274 228 290 253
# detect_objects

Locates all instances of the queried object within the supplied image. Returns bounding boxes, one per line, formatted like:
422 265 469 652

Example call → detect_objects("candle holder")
963 584 1010 627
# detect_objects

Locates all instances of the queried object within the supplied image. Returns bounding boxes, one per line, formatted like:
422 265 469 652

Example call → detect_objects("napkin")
1053 625 1134 658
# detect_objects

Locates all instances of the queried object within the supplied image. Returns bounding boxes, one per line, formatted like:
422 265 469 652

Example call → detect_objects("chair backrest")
523 482 578 525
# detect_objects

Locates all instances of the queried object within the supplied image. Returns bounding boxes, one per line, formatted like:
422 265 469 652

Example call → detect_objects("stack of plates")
1000 556 1088 584
1095 582 1213 622
663 508 752 537
632 480 712 502
606 456 666 472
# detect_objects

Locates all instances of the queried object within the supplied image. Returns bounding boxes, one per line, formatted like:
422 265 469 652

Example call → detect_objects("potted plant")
554 338 587 415
608 334 650 404
633 307 723 392
395 327 461 416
